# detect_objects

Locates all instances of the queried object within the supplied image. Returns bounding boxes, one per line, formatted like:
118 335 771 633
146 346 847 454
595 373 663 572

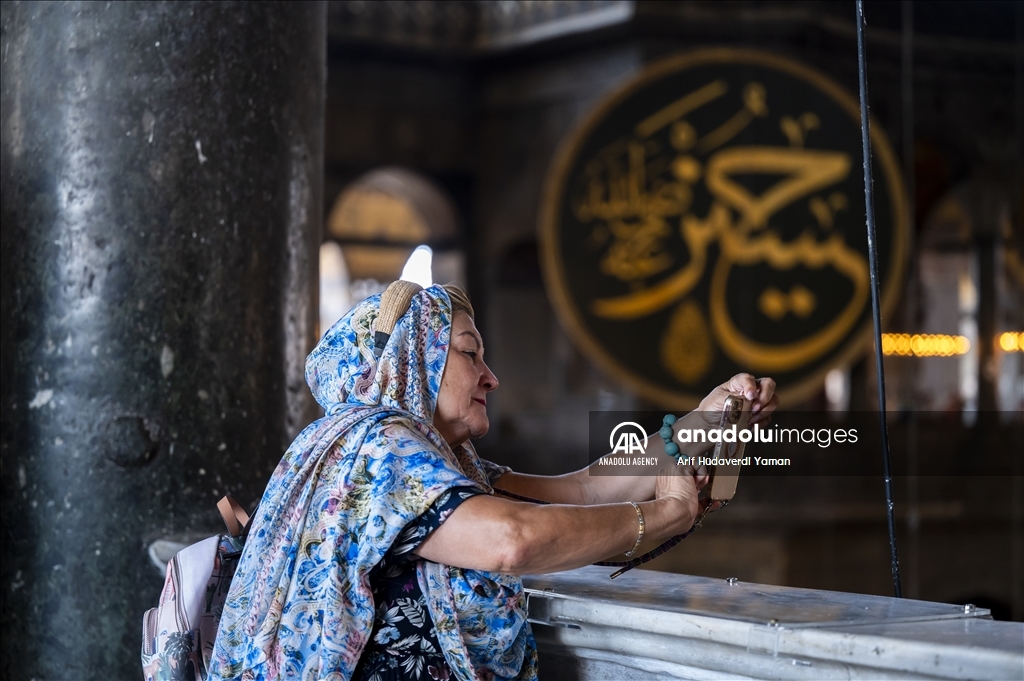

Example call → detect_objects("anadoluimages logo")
609 422 648 455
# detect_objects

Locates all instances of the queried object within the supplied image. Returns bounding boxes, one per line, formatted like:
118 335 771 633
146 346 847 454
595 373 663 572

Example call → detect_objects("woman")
209 282 777 681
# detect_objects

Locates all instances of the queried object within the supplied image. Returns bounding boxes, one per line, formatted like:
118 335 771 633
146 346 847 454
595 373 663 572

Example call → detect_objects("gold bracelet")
624 501 645 558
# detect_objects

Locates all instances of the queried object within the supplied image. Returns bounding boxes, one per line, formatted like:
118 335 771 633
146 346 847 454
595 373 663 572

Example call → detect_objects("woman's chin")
470 419 490 440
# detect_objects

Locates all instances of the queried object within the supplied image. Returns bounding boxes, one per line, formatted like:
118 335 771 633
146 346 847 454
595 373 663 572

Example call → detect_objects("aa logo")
610 422 647 455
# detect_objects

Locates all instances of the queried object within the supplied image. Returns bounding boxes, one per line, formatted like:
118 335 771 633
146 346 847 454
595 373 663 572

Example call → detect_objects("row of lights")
882 334 969 357
881 332 1024 357
999 331 1024 352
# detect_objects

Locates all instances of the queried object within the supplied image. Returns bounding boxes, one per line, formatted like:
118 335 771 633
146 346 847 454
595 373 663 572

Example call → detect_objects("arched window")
319 167 465 335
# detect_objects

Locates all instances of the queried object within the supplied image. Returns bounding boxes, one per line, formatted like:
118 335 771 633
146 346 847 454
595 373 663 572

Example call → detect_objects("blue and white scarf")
208 286 537 681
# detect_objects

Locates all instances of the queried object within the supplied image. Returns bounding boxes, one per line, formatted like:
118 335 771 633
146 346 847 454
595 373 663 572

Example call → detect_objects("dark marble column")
0 2 324 678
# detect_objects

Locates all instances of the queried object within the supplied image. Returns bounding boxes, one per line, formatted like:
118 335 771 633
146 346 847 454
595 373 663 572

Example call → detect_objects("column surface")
0 2 324 677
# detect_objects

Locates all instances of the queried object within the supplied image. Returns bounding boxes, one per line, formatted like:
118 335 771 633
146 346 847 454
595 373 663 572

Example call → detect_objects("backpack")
141 496 252 681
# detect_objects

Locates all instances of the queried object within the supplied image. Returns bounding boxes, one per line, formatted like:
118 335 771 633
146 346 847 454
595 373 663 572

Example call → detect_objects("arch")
319 168 466 335
326 167 460 280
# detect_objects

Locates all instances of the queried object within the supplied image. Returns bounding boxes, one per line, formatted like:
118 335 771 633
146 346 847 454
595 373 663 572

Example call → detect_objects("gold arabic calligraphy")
573 80 868 382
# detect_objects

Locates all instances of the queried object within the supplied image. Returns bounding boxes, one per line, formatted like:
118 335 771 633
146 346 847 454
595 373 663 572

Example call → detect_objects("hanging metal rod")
855 0 903 599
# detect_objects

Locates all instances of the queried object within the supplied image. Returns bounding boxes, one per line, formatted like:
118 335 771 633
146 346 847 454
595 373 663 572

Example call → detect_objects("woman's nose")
480 362 499 391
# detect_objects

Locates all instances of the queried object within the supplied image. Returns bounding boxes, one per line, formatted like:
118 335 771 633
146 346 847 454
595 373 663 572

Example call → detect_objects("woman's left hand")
697 373 779 427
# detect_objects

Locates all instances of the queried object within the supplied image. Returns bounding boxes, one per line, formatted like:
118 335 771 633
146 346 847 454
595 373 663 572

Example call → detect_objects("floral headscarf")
208 286 537 681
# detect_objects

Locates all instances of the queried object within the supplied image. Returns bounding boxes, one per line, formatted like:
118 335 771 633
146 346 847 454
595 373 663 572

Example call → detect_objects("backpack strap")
217 496 250 538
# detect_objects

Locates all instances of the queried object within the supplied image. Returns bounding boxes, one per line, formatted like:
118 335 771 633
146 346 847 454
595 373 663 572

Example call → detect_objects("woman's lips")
473 398 487 406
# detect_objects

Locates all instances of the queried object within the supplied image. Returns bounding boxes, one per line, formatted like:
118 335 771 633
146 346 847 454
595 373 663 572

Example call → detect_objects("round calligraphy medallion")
540 48 908 408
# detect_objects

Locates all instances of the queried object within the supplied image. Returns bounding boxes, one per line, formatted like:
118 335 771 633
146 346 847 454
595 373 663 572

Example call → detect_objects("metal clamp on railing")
525 589 582 629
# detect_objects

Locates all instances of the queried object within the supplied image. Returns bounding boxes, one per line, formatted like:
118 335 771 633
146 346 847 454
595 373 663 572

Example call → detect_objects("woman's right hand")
653 465 706 535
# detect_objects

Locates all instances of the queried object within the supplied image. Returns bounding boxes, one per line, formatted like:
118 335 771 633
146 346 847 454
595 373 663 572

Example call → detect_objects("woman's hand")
652 464 705 535
697 373 779 428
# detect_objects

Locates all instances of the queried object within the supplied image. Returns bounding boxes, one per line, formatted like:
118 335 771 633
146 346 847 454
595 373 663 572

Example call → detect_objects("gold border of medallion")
539 47 908 409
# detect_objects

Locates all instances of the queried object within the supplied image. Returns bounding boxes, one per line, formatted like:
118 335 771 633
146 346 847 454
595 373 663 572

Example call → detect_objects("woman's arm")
415 468 702 574
490 409 712 505
491 444 676 505
496 374 779 506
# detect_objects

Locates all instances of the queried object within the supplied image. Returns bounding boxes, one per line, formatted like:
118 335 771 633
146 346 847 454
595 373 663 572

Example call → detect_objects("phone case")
708 395 751 501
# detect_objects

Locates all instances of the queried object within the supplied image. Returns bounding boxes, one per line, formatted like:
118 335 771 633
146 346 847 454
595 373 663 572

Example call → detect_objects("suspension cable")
855 0 903 598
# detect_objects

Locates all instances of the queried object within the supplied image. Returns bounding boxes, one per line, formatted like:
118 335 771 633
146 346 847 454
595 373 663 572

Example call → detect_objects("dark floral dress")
353 486 482 681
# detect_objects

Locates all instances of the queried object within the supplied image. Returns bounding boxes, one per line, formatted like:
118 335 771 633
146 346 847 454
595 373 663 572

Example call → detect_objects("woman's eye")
463 351 477 359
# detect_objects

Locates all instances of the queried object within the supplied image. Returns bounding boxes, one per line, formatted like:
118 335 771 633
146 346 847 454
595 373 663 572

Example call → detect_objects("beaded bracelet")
659 414 680 458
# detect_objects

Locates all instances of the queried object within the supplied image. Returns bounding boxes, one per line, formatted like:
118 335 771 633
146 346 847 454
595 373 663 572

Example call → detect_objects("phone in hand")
707 394 751 502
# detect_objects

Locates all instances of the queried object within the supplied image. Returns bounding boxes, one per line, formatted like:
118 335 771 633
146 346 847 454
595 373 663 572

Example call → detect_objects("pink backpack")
141 497 251 681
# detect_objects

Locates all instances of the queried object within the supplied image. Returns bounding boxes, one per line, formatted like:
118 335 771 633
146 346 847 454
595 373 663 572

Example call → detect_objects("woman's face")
433 311 499 448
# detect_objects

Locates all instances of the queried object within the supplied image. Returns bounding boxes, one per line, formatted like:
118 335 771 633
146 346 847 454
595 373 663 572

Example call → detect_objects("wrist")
675 412 714 458
646 496 695 540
